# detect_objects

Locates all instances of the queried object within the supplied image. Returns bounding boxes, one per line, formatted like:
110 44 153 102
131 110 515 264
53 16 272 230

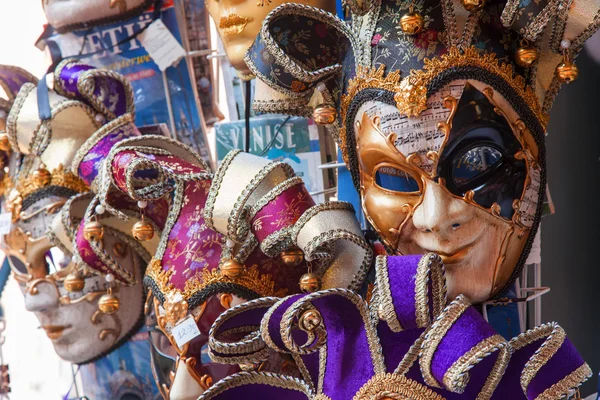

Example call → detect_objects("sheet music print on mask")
357 81 465 175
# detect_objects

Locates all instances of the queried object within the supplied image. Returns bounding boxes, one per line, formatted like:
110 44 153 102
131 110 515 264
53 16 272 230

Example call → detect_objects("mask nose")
24 280 60 312
412 181 471 238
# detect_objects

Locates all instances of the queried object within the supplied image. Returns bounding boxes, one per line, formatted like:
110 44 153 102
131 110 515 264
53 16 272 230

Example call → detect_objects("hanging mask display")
0 61 154 365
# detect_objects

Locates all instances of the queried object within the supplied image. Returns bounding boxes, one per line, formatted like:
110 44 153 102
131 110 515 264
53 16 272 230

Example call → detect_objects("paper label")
138 19 186 71
171 315 201 348
0 213 12 235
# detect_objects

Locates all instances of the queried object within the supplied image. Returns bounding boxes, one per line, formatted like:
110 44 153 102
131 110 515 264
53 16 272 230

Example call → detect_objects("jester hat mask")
246 0 600 303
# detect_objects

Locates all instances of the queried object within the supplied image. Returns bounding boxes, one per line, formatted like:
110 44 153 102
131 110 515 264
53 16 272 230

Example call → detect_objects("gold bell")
400 9 424 35
84 220 104 242
0 134 10 152
312 104 337 125
299 309 322 332
280 248 304 267
556 59 578 84
514 44 539 68
462 0 486 11
64 271 85 293
98 292 120 314
221 258 245 280
299 272 321 293
132 218 154 242
33 165 52 186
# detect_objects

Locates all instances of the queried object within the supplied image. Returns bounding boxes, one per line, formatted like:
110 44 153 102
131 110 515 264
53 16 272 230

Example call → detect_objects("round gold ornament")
132 219 154 242
84 220 104 241
33 166 52 186
299 272 321 293
98 293 120 314
280 248 304 267
400 11 424 35
64 272 85 293
556 60 578 83
299 309 322 332
514 44 538 68
0 134 10 152
312 104 337 125
462 0 486 11
221 259 244 280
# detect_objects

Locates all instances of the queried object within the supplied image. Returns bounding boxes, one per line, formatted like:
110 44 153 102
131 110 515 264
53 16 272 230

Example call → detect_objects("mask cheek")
361 182 415 250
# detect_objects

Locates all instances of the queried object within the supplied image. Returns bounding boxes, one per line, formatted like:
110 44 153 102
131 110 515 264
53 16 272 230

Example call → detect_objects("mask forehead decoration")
0 61 152 365
245 0 599 303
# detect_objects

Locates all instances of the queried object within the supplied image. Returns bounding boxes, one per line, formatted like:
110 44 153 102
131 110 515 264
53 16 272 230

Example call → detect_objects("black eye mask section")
437 83 527 219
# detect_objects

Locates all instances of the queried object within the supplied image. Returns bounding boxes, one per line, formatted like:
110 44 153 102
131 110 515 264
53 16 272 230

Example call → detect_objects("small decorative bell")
400 8 424 35
132 218 154 242
0 134 10 152
299 272 321 293
462 0 486 11
98 292 120 314
280 248 304 267
312 104 337 125
514 43 538 68
63 271 85 293
556 59 578 83
221 258 244 280
84 220 104 242
299 309 322 332
33 165 52 186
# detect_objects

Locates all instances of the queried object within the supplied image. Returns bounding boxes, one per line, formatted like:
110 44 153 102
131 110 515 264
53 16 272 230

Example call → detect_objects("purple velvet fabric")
204 255 589 399
377 321 424 373
528 338 586 399
386 255 422 329
431 306 496 384
207 381 309 400
216 305 273 333
267 295 306 351
309 295 375 400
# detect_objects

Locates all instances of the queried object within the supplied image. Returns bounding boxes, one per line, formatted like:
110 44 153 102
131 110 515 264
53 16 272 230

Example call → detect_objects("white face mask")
4 195 145 364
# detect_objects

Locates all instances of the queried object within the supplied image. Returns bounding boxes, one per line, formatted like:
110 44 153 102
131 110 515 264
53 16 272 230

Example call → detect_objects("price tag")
0 213 11 235
138 19 186 72
171 315 201 348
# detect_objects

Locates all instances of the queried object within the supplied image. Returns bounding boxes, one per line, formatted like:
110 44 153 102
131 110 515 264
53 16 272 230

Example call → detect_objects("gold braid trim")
536 363 592 400
146 258 288 303
353 373 445 400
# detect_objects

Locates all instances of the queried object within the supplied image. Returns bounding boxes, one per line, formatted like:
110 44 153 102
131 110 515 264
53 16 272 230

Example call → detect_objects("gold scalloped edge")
353 373 445 400
146 257 288 302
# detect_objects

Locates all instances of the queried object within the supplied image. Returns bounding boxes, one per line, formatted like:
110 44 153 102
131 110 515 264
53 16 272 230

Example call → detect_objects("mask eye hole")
374 165 420 193
451 145 503 187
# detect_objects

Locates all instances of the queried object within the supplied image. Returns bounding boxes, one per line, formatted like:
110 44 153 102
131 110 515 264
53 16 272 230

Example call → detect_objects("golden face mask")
354 80 541 303
205 0 337 77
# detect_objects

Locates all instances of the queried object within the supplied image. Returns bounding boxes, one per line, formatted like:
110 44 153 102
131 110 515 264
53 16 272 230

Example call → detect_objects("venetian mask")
352 80 540 303
3 193 146 364
205 0 337 77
